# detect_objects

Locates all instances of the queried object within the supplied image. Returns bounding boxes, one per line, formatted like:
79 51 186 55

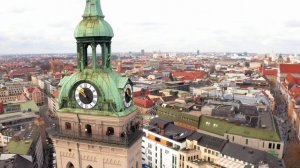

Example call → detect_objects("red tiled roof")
279 64 300 74
285 74 300 84
26 87 35 94
262 69 277 76
172 71 205 81
133 97 154 108
289 85 300 99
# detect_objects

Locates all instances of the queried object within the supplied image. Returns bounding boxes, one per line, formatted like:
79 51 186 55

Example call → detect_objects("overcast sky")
1 0 300 54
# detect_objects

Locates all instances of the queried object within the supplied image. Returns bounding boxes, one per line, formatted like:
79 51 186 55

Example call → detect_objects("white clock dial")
123 84 133 108
74 83 98 109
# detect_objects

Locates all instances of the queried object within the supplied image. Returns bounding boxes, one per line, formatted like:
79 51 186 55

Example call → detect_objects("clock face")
75 83 98 109
123 84 133 108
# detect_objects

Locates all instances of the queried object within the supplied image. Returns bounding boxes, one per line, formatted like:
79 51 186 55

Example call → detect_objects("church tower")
52 1 142 168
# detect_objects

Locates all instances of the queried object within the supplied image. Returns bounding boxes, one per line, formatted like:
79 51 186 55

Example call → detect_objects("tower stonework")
52 1 142 168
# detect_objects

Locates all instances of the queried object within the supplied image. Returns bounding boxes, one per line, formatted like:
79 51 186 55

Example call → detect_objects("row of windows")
228 135 281 150
187 155 198 161
204 149 219 156
268 142 281 150
65 122 115 136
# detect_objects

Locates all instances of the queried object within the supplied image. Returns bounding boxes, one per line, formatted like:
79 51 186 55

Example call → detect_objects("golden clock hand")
126 89 131 97
79 88 87 98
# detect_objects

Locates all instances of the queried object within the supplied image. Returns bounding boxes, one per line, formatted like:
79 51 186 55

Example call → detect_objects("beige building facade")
53 110 142 168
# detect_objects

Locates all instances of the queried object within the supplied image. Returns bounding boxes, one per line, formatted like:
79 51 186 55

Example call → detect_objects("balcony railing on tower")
51 123 143 147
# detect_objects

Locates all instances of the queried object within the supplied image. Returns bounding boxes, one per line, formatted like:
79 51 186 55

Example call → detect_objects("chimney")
158 124 165 135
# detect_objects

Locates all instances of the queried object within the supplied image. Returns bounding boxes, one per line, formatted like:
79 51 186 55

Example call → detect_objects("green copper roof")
157 107 199 128
199 116 281 142
83 0 104 18
74 0 114 38
7 140 32 155
20 100 39 113
58 69 132 114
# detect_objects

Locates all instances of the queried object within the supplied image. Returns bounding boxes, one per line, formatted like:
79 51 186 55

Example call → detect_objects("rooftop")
6 140 32 155
221 142 284 167
20 101 39 113
279 64 300 74
0 154 33 168
199 116 280 142
198 134 227 152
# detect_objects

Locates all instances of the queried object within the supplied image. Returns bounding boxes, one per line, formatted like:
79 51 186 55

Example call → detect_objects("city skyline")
1 0 300 54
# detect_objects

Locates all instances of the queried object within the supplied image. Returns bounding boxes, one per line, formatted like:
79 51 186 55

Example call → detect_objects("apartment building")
142 118 285 168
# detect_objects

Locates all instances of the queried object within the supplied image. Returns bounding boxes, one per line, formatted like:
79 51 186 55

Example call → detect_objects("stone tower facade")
52 1 142 168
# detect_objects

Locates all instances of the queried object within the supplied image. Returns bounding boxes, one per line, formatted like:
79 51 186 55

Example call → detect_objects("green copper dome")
58 69 135 116
74 0 114 38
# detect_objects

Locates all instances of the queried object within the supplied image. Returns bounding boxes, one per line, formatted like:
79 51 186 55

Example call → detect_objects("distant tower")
286 56 291 63
141 49 145 56
278 54 284 64
117 56 122 73
52 1 142 168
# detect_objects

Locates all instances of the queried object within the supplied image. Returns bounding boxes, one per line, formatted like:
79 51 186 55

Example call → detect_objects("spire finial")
83 0 104 19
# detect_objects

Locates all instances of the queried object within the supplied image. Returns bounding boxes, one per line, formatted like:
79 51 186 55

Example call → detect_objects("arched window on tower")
87 165 93 168
85 124 92 135
106 127 114 136
86 45 92 68
65 122 71 130
96 44 102 66
66 162 75 168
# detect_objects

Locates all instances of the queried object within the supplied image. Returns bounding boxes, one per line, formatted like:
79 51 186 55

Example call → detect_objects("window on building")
232 136 235 142
204 149 207 153
65 122 71 130
208 150 211 154
85 124 92 135
87 165 93 168
136 161 138 168
268 143 272 149
106 127 114 136
148 143 152 148
197 146 200 150
66 162 75 168
277 144 281 150
246 139 248 145
212 151 214 155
